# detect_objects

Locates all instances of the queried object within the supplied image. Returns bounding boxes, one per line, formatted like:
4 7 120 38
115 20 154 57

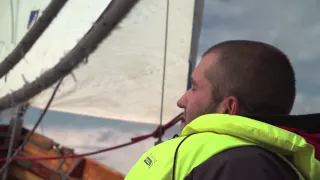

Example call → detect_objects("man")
125 40 320 180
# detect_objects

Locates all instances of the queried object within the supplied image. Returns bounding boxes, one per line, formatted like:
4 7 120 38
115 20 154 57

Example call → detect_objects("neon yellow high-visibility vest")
125 114 320 180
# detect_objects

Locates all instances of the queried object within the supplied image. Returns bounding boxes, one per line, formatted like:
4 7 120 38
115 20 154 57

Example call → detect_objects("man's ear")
216 96 239 115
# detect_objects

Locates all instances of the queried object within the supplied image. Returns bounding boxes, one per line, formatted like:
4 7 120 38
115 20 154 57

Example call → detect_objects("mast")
0 0 205 174
187 0 204 90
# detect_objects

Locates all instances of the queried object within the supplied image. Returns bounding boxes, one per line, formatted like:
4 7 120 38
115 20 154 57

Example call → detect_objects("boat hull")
0 125 125 180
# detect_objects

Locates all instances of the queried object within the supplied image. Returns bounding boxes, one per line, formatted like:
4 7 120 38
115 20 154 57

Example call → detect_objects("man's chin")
180 116 187 130
181 121 186 130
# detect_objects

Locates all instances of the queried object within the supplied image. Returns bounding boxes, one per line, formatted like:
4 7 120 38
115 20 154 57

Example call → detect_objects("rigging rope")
0 113 182 162
0 78 64 175
157 0 170 145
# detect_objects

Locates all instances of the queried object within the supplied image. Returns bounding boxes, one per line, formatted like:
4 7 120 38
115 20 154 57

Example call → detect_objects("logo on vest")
144 153 157 168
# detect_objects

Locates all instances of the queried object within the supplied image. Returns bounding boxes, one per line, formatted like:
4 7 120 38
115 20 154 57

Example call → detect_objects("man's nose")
177 93 187 108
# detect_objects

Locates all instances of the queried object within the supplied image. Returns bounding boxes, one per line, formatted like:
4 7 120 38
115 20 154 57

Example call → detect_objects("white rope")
158 0 170 143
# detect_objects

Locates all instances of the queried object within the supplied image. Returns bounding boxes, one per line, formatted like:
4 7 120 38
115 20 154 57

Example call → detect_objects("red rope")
0 113 183 162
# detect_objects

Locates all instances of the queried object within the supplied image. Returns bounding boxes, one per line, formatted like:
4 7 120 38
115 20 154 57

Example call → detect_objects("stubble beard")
184 100 220 128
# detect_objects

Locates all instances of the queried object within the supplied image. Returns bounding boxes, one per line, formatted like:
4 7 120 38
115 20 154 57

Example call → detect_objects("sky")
2 0 320 176
199 0 320 114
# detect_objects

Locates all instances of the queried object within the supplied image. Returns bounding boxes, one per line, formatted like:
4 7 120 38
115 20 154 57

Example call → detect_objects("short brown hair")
203 40 296 115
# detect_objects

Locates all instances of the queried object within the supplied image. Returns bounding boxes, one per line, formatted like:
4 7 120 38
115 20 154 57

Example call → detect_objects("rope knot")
152 125 165 138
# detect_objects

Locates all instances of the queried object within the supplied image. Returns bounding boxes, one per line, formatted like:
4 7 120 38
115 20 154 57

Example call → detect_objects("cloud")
23 124 166 174
291 93 320 114
21 107 181 174
200 0 320 63
196 0 320 112
293 61 320 89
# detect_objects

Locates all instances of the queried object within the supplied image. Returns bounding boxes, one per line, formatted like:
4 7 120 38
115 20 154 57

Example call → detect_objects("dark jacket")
185 123 320 180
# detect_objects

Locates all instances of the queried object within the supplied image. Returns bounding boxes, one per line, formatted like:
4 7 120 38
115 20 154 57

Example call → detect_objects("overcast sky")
198 0 320 114
21 0 320 175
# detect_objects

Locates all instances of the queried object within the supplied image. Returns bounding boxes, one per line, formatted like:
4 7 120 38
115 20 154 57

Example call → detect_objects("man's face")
177 52 219 128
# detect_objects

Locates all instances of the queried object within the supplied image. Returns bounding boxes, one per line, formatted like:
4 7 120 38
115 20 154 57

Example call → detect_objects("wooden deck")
0 125 125 180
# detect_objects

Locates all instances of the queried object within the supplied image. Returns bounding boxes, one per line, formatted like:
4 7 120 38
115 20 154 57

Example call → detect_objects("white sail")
0 0 50 57
0 0 50 121
0 0 204 124
0 0 12 51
